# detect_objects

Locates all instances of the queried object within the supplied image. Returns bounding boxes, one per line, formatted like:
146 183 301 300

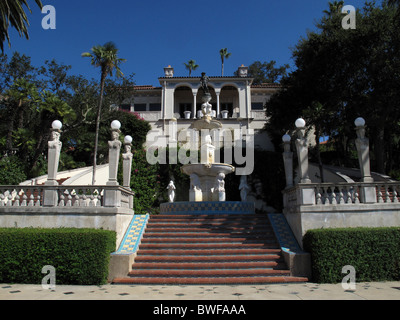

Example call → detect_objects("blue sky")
3 0 381 86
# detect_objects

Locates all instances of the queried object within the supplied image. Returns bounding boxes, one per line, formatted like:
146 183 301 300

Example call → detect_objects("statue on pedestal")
167 180 176 203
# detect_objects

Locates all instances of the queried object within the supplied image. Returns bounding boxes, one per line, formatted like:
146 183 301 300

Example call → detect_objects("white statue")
167 180 176 203
239 175 251 202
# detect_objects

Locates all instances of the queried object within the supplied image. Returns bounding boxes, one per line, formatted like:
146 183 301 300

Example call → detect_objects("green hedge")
0 228 116 285
303 227 400 283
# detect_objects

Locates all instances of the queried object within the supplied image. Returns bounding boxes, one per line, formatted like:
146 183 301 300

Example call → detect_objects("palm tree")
82 42 126 185
0 0 43 52
183 59 199 77
323 1 345 15
219 48 231 76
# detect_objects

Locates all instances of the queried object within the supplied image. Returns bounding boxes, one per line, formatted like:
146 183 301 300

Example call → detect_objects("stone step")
128 269 291 277
139 242 274 249
132 261 286 270
143 231 274 237
112 276 308 285
140 236 278 244
138 248 280 256
135 254 282 263
144 226 273 233
112 212 308 285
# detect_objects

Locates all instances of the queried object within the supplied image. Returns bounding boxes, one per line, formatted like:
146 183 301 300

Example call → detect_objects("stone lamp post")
355 117 373 183
104 120 122 207
295 118 311 184
293 118 315 206
122 135 133 188
282 134 293 188
354 117 376 203
44 120 63 207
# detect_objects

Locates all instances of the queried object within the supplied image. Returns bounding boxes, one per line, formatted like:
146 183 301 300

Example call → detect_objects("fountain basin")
181 163 235 176
181 163 235 202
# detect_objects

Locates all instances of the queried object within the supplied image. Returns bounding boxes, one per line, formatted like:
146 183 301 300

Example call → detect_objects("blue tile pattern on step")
114 214 149 255
160 201 255 215
268 213 303 254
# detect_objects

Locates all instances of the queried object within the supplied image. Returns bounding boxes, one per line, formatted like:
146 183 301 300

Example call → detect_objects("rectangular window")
149 103 161 111
134 104 147 112
251 102 264 110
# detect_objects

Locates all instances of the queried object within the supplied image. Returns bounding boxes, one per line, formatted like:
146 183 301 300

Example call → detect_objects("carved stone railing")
283 181 400 212
0 185 134 209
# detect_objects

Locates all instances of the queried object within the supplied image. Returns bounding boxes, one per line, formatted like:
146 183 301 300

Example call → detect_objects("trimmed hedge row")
0 228 116 285
303 227 400 283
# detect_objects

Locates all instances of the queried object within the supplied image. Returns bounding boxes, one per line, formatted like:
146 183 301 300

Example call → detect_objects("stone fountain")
180 72 235 202
160 73 254 215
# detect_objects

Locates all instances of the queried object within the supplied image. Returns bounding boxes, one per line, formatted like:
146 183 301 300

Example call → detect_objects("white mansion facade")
120 65 281 151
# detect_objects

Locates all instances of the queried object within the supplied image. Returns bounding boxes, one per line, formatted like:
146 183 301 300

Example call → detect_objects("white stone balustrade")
283 182 400 210
0 185 134 209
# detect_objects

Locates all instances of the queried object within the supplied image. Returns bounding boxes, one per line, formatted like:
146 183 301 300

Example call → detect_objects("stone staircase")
112 214 308 284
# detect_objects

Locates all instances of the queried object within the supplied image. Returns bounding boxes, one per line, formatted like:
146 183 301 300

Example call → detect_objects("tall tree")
81 42 126 184
183 59 199 77
219 48 231 76
266 2 400 175
0 0 43 52
247 60 290 84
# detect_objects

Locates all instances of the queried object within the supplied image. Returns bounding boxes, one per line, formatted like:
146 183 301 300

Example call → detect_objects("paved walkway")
1 281 400 300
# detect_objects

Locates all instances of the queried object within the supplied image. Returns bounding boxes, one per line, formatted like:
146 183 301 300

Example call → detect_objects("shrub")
0 156 27 185
0 228 116 285
303 227 400 283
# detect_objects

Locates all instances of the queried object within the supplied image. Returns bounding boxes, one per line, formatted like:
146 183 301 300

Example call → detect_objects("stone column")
43 120 62 207
193 91 197 119
354 117 376 203
104 120 122 207
216 91 221 118
282 134 293 188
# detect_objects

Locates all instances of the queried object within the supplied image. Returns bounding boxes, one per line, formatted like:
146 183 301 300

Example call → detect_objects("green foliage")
266 2 400 175
0 228 116 285
0 52 143 179
247 60 289 84
0 156 27 184
130 148 161 214
303 227 400 283
0 0 43 52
